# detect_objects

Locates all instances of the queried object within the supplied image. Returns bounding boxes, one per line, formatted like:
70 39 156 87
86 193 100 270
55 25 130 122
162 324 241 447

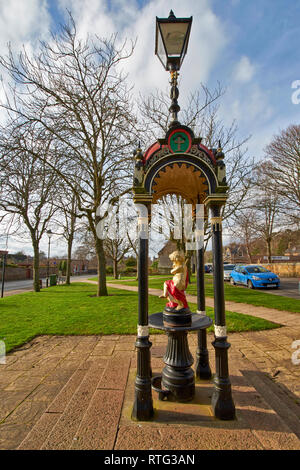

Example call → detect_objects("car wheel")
230 278 236 286
274 285 279 289
247 280 254 289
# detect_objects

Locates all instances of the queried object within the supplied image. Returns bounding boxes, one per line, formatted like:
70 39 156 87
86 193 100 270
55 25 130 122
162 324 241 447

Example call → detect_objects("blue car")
230 265 280 289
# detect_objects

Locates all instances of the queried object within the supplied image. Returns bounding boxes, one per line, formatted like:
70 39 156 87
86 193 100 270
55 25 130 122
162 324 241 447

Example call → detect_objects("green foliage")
125 257 136 267
106 266 113 274
123 266 137 274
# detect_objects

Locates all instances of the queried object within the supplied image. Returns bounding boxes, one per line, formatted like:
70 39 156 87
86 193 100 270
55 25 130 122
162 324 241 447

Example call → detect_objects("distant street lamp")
155 11 192 128
46 229 52 287
0 250 8 298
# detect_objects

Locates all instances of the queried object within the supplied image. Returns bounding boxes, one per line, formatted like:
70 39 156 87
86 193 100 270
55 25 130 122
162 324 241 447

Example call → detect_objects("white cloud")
234 55 255 82
228 84 273 125
56 0 228 103
0 0 51 54
0 0 52 124
58 0 116 39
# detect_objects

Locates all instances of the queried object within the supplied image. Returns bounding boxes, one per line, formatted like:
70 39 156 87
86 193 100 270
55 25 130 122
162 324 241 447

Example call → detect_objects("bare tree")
263 124 300 225
0 15 137 296
0 124 59 291
138 83 224 145
52 188 80 285
104 238 131 279
250 163 281 263
102 202 132 279
230 209 258 263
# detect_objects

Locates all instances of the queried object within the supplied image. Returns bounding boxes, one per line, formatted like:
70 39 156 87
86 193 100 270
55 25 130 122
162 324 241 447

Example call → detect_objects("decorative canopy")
133 124 227 205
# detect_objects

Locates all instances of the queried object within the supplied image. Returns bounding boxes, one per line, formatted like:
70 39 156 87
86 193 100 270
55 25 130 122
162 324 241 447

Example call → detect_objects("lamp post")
132 10 194 420
46 229 52 287
155 11 213 387
155 10 192 128
0 251 8 298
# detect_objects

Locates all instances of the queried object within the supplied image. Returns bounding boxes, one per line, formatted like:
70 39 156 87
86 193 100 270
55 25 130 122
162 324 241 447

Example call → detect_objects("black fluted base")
131 336 154 421
132 377 154 421
149 312 212 403
161 330 195 402
195 330 212 380
211 337 236 420
211 377 236 420
195 351 212 380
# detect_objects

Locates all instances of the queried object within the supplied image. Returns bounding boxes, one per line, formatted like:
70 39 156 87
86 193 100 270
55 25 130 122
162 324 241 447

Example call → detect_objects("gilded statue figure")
160 250 189 311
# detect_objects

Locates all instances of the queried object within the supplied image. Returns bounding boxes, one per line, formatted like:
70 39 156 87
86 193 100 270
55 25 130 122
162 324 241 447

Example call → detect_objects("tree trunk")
245 241 253 263
266 237 272 263
113 258 118 279
95 237 108 296
32 239 40 292
66 236 73 285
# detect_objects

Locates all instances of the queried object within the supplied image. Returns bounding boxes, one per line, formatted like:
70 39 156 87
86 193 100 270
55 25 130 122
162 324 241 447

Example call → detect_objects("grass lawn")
96 275 300 314
0 282 279 353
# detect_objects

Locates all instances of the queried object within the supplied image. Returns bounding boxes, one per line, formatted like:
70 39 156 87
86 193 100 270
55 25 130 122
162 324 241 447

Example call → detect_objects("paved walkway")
105 281 300 328
1 278 299 450
1 326 300 450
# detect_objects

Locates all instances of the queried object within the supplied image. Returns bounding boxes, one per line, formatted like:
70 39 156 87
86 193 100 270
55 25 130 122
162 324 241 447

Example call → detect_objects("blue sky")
0 0 299 255
43 0 300 159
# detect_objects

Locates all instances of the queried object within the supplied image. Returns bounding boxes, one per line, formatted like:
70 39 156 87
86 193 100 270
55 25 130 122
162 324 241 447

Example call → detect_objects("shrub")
125 257 136 267
123 266 137 274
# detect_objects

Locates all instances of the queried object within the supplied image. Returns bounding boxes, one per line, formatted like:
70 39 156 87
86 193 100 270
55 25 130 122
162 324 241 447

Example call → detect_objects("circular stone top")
149 312 212 332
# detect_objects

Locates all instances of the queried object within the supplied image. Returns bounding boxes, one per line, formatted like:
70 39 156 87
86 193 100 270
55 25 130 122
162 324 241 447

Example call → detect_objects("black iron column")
132 198 154 421
209 200 235 420
195 246 212 379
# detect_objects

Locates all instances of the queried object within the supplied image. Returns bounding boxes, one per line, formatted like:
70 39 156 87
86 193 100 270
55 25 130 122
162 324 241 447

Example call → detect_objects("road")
256 277 300 299
1 275 91 296
2 275 300 299
224 277 300 299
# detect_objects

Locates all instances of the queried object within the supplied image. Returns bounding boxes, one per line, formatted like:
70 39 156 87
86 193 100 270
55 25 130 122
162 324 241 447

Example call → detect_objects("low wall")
158 263 300 277
0 266 58 282
0 267 29 281
261 263 300 278
158 267 171 275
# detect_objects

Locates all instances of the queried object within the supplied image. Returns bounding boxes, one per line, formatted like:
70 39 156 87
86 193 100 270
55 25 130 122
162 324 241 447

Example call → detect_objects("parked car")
230 265 280 289
223 264 236 281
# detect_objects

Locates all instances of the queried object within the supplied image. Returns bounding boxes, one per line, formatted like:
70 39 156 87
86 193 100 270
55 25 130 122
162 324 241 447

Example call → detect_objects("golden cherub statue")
159 250 189 311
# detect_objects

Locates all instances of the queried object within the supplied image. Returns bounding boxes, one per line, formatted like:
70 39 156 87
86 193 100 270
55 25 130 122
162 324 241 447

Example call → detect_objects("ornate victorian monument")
131 11 235 422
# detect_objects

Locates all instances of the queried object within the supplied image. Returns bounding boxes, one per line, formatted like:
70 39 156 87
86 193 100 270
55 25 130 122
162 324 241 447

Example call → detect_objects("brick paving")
0 279 299 450
0 323 298 450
